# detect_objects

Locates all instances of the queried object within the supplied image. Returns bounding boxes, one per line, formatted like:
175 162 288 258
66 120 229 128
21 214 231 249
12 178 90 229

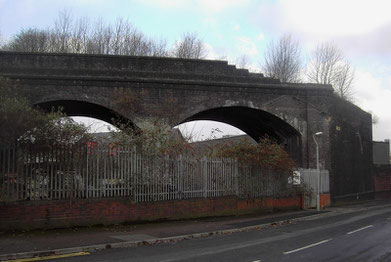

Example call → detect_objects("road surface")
54 204 391 262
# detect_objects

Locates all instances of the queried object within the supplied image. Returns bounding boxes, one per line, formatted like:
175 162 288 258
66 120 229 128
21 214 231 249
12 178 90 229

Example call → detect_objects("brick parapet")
0 196 303 231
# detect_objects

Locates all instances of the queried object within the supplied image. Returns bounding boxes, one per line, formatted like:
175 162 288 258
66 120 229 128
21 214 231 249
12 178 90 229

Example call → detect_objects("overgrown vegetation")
109 87 296 176
0 78 302 202
111 85 296 170
108 118 191 157
207 136 296 173
108 88 192 157
18 117 91 150
0 77 90 148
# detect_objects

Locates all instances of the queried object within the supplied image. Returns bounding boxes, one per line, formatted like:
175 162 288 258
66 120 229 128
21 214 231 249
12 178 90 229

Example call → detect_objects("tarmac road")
52 204 391 262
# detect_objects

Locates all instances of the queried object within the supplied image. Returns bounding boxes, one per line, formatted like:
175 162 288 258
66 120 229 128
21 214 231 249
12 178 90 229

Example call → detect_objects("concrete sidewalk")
1 200 388 261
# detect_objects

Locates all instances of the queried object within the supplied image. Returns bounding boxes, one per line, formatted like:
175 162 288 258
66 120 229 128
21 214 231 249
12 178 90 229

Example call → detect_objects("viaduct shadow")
35 100 133 128
181 106 302 164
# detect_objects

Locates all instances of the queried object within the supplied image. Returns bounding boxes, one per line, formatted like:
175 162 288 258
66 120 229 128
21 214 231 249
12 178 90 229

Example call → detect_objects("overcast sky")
1 0 390 141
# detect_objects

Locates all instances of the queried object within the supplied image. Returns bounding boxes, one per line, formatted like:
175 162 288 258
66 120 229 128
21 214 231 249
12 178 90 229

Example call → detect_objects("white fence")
299 168 330 208
299 168 330 193
0 145 316 203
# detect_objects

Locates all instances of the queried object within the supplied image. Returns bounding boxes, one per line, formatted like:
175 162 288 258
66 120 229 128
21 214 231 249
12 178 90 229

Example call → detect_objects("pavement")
0 199 389 261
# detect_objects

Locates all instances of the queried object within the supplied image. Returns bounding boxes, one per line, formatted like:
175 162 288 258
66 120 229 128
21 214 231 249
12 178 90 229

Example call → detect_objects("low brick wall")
374 165 391 191
0 195 303 231
320 193 331 208
374 165 391 200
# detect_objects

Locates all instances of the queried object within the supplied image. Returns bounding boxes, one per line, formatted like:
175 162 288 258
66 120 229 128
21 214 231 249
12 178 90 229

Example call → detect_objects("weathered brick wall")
329 96 373 200
373 165 391 200
320 194 331 208
0 196 307 231
374 165 391 192
0 51 373 204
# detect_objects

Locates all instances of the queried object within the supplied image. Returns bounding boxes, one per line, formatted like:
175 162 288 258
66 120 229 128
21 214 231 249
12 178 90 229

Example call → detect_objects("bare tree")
51 9 73 53
368 111 379 125
333 62 354 99
307 42 354 100
236 54 250 69
3 11 169 58
262 34 302 82
122 25 148 56
3 28 50 52
372 114 379 125
0 29 3 49
104 18 166 56
70 17 90 53
149 37 168 57
172 32 207 59
111 17 126 55
86 18 111 54
307 42 341 84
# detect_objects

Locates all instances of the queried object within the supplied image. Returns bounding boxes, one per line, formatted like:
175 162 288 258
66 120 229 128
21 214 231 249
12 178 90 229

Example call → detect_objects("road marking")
283 239 332 255
252 260 261 262
159 208 391 262
8 252 90 261
346 225 373 235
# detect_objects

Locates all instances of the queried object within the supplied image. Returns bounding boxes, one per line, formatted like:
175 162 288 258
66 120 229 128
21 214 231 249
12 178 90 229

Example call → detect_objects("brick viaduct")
0 51 373 200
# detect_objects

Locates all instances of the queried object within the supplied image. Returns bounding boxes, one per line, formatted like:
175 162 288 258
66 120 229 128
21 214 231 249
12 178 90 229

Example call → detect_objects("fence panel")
1 144 329 203
299 168 330 208
299 168 329 194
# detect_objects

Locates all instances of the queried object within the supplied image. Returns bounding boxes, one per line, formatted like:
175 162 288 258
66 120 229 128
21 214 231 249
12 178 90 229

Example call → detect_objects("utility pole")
313 132 323 212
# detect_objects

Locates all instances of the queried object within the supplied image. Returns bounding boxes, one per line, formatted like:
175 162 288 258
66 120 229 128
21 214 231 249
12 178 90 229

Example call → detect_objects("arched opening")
71 116 115 133
176 120 245 142
180 106 302 165
34 100 133 129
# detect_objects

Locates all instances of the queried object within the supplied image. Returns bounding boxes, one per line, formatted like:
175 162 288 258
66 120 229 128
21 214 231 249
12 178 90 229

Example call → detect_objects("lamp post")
313 132 323 212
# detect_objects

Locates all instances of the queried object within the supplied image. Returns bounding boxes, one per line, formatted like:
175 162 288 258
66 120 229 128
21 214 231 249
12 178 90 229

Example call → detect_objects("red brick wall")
375 175 391 192
374 165 391 192
0 195 302 231
373 165 391 200
320 193 331 208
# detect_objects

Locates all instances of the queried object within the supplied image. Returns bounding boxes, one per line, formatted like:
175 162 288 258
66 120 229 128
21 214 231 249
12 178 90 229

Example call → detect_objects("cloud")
233 24 240 31
135 0 250 12
67 0 109 4
251 0 391 57
202 17 217 29
254 0 391 36
256 33 264 41
334 22 391 58
354 69 391 140
135 0 186 8
204 42 219 59
282 0 391 36
198 0 250 13
246 0 391 140
236 36 258 56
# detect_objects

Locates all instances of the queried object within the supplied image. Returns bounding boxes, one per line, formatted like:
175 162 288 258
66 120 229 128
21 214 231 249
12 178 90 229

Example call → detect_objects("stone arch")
180 106 302 164
34 100 133 128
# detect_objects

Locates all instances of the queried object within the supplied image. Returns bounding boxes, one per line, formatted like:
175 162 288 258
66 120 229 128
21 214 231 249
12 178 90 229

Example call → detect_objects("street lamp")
313 132 323 212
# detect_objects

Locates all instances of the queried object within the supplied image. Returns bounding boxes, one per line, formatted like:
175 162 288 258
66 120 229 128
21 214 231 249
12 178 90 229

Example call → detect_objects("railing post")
202 157 207 198
177 155 182 200
234 160 239 197
86 145 89 198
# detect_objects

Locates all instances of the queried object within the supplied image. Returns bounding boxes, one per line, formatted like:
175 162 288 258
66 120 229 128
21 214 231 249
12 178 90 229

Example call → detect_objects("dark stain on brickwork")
0 51 373 201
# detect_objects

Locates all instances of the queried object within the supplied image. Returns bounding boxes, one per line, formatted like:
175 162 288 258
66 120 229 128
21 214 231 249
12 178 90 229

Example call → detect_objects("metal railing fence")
0 144 328 203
